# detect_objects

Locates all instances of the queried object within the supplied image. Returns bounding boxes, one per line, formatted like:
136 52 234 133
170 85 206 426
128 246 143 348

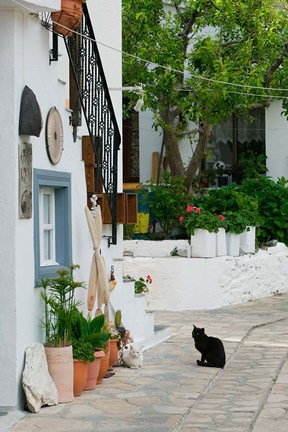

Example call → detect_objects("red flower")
219 214 225 220
146 275 152 284
195 208 201 213
179 216 184 222
186 205 194 212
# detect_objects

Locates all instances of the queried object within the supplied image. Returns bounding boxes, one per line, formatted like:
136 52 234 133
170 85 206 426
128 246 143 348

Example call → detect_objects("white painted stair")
109 279 170 350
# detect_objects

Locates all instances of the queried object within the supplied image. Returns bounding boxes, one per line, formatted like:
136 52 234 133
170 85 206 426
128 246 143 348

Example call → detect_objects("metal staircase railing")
64 3 121 245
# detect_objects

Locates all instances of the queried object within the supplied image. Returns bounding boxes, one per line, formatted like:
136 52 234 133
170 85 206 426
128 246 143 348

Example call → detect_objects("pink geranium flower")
179 216 184 222
186 205 194 212
195 208 201 213
219 214 225 220
146 275 152 284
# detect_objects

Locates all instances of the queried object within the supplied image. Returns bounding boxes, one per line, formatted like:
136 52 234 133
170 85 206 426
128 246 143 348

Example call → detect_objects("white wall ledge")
123 241 288 311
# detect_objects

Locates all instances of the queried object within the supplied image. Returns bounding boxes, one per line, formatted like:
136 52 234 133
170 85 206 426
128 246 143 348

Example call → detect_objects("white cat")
122 343 143 368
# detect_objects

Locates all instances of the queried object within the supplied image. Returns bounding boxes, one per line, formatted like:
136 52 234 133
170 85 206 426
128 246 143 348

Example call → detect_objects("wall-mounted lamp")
109 84 145 112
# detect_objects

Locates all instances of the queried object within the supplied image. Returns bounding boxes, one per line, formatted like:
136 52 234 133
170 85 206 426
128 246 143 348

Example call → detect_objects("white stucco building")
0 0 124 410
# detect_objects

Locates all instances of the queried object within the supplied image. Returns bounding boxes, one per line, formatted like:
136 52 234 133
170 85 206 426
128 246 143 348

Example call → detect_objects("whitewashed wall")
0 0 122 409
123 241 288 311
266 101 288 180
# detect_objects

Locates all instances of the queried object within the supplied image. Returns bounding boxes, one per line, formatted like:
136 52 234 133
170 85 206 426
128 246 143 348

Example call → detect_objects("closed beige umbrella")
85 196 110 320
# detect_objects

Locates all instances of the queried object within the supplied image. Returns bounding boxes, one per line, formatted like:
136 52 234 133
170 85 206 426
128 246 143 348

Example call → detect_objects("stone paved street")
4 293 288 432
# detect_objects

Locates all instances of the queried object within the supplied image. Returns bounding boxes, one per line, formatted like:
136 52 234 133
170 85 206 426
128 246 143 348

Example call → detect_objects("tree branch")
264 42 288 87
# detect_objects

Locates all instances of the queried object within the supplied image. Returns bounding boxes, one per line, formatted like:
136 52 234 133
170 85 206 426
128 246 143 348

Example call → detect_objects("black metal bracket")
49 32 58 64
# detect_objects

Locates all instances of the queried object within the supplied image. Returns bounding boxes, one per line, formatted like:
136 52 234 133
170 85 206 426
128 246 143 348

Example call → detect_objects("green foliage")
181 207 223 236
71 311 111 352
123 223 135 240
114 310 122 327
170 247 179 256
122 1 288 184
222 210 249 234
72 339 95 363
134 275 152 294
238 150 267 180
239 176 288 245
40 265 84 347
145 172 193 238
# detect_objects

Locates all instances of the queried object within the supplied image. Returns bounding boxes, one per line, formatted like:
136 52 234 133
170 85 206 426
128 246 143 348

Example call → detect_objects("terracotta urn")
73 359 88 397
45 345 74 403
108 338 119 370
84 349 105 391
97 342 110 384
51 0 84 37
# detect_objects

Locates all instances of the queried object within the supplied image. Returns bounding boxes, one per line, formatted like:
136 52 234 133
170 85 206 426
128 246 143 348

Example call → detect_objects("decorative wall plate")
45 106 64 165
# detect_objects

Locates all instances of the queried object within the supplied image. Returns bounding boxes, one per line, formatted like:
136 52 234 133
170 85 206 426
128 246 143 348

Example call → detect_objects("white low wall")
123 241 288 311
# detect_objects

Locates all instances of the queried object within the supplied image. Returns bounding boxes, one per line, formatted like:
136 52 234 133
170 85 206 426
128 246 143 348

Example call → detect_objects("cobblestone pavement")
7 293 288 432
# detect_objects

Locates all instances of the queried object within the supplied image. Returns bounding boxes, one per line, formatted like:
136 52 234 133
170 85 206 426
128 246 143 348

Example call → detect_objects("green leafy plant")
195 185 260 231
134 275 152 294
238 150 267 180
222 210 250 234
239 176 288 245
71 311 111 352
170 247 179 256
144 172 192 238
72 339 95 363
180 205 224 236
40 265 84 347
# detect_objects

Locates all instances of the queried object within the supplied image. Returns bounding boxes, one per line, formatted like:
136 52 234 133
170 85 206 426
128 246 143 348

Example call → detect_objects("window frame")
34 169 72 286
39 187 57 266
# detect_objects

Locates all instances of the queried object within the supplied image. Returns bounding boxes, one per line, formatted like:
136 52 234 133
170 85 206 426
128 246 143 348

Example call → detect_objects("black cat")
192 325 226 368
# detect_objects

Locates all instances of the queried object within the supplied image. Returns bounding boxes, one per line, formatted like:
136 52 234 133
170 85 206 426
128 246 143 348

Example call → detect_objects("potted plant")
72 338 95 397
40 265 84 403
134 275 152 294
180 206 224 257
51 0 85 37
71 311 110 390
223 210 249 256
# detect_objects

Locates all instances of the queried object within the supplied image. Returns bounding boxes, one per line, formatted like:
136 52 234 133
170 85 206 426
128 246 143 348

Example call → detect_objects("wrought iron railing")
42 4 121 245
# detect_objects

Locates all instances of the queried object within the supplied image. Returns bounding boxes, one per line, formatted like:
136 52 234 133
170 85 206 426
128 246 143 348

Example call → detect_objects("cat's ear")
193 324 196 329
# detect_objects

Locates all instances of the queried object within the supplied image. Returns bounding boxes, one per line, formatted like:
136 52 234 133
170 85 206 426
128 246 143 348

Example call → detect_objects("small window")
34 169 72 286
39 187 57 266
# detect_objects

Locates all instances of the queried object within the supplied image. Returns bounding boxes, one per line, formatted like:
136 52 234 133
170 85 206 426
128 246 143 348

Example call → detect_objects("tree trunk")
159 108 213 192
159 109 185 177
184 123 213 191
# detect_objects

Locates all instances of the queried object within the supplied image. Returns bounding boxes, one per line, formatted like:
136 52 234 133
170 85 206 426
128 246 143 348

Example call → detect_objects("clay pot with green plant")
40 265 84 403
71 311 111 390
72 339 95 396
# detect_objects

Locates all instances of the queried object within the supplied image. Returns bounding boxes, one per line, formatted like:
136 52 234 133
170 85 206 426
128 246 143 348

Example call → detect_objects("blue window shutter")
34 169 72 286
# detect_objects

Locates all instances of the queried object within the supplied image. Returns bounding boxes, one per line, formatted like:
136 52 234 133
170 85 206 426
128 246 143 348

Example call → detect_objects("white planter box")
191 229 216 258
216 228 227 256
226 232 241 256
240 226 256 254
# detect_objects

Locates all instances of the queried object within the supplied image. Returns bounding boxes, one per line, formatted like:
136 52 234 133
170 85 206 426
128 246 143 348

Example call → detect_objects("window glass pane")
43 230 52 261
43 193 51 224
208 117 233 170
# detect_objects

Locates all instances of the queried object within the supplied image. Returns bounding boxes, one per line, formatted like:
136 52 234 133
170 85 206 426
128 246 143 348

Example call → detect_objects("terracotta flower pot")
73 359 88 397
108 338 119 369
84 350 105 391
97 342 110 384
51 0 83 37
45 345 74 403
